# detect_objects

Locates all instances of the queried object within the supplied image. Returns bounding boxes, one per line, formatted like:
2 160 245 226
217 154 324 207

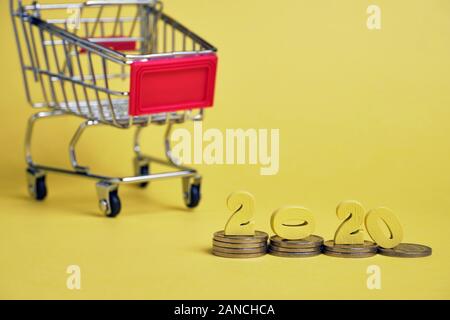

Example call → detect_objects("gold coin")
270 235 324 248
213 240 266 249
212 250 266 259
212 245 267 254
378 243 432 258
269 244 321 253
213 230 269 244
323 250 377 258
323 240 378 253
268 249 321 258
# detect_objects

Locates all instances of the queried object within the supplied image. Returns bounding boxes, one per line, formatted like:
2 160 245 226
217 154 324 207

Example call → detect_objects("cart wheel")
138 164 150 188
134 157 151 188
107 190 121 218
97 182 121 218
100 189 121 218
26 168 47 201
186 184 201 208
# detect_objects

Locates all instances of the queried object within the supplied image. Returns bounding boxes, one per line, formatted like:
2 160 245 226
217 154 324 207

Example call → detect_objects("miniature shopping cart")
10 0 218 217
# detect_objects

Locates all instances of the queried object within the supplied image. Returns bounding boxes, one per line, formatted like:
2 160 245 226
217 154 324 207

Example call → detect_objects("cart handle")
15 0 157 11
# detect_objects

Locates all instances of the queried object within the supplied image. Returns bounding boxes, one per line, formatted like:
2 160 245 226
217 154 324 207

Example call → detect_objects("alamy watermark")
171 122 280 176
367 5 381 30
366 265 381 290
66 265 81 290
66 8 81 31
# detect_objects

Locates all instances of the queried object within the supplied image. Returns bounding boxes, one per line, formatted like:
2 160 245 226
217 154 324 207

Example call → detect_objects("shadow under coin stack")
322 240 378 258
212 231 268 258
268 235 324 257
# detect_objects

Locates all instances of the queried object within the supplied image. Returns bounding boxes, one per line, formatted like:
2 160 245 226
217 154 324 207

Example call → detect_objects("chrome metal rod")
133 125 145 158
31 164 196 185
164 120 181 166
69 119 100 172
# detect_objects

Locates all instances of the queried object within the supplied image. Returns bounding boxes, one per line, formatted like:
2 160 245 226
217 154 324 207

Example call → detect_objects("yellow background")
1 0 449 299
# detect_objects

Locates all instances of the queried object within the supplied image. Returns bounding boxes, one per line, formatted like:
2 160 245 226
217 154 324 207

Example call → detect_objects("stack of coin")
323 240 378 258
212 231 268 258
378 243 432 258
268 235 324 257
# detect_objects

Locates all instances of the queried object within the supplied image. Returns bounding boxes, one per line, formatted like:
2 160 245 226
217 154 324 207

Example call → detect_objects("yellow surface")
1 0 450 299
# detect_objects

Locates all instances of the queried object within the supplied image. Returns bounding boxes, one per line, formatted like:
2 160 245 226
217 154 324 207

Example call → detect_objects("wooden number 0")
271 206 315 240
334 200 365 244
365 207 403 248
224 191 256 236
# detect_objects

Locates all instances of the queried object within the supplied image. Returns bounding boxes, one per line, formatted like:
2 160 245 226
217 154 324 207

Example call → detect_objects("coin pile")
323 240 378 258
212 230 268 258
378 243 432 258
268 235 324 257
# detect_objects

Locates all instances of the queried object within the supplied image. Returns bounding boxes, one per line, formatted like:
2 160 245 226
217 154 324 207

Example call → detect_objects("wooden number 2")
224 191 256 236
271 206 315 240
365 207 403 248
334 200 365 244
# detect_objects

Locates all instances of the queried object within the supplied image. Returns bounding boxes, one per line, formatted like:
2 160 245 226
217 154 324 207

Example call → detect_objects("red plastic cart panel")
80 36 137 53
128 54 218 116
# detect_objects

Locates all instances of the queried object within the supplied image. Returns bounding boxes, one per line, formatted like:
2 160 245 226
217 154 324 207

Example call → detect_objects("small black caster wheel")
97 184 121 218
26 168 47 201
106 190 121 218
186 184 201 208
138 164 150 188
